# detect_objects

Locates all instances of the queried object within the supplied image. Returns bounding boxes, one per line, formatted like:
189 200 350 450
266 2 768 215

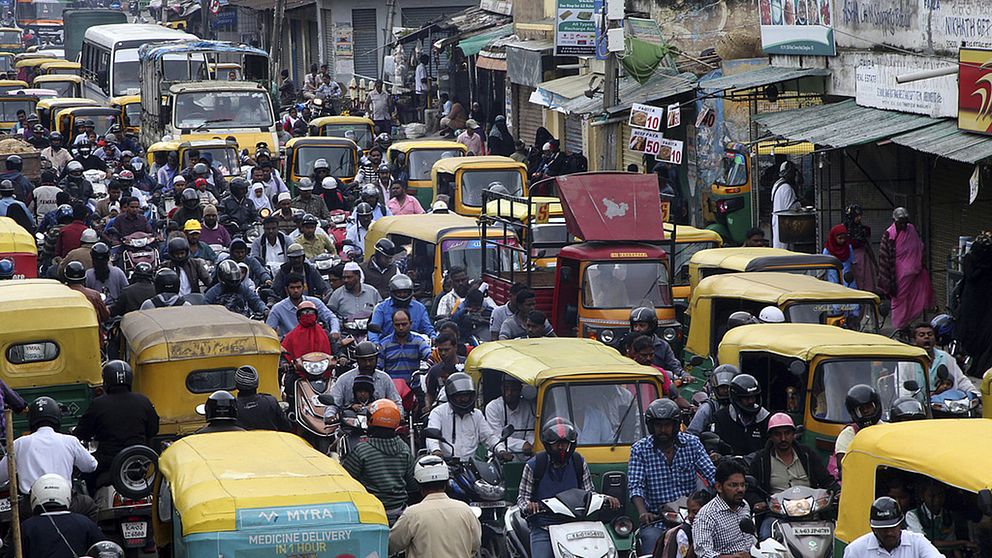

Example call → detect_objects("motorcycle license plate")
0 499 9 513
470 501 506 509
566 530 605 540
792 527 831 536
121 521 148 540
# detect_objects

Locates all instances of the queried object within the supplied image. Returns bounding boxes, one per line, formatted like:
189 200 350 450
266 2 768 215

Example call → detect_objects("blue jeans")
530 526 553 558
638 524 666 556
759 515 775 541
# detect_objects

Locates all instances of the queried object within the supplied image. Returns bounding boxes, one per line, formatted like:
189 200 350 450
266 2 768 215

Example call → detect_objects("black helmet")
63 260 86 284
181 187 199 208
0 258 14 279
444 372 476 415
354 340 379 359
352 374 375 396
86 541 124 558
355 202 373 217
869 496 903 529
729 374 761 416
540 416 577 465
374 238 396 259
204 390 238 422
845 384 882 428
629 306 657 334
154 268 180 294
91 242 110 262
168 236 190 263
217 259 241 288
0 179 13 195
889 396 926 423
6 154 22 171
28 396 61 430
49 131 62 143
644 398 680 423
230 177 248 194
727 311 757 330
102 360 133 390
193 162 209 176
388 274 413 304
709 364 739 403
131 261 153 282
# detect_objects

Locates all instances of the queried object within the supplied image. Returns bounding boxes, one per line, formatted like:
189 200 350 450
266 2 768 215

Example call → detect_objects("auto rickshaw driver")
196 390 245 434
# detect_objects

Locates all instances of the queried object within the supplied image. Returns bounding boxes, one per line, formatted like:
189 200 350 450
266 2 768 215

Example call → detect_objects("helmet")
930 314 955 346
767 412 795 431
629 306 657 333
168 236 190 262
217 259 242 288
30 474 71 512
313 158 329 170
181 187 199 207
86 541 125 558
369 398 401 429
758 306 785 323
230 177 248 193
413 455 449 484
6 154 21 171
91 242 110 261
193 162 209 176
118 169 134 182
101 360 133 390
296 300 317 316
321 176 338 190
486 181 509 195
354 340 379 359
287 243 305 258
301 213 319 227
845 384 882 428
727 311 757 330
28 396 61 430
889 396 926 423
204 390 238 422
131 261 153 282
80 229 99 244
540 417 578 465
0 258 13 279
645 397 680 423
444 372 476 415
49 131 62 143
63 260 86 284
0 179 12 195
375 132 391 146
388 274 414 303
352 374 375 397
67 160 83 173
709 364 739 403
869 496 903 529
729 374 761 416
361 184 379 199
234 365 259 391
55 204 73 223
374 238 396 257
355 202 373 217
154 268 180 294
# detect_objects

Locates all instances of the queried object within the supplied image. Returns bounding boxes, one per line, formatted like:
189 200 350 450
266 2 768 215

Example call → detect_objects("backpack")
530 451 586 498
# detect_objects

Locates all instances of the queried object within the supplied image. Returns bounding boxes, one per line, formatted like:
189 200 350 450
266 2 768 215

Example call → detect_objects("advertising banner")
555 0 598 56
758 0 835 56
959 47 992 135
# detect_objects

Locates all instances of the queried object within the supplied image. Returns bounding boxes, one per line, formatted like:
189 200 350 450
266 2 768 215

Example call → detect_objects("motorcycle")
96 445 159 557
313 253 342 285
929 363 980 418
117 231 160 275
283 351 337 452
323 404 369 461
505 487 624 558
328 209 350 251
747 484 835 558
631 496 688 558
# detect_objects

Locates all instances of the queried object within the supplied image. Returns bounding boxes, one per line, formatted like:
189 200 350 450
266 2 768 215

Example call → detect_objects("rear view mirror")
500 425 515 439
367 322 383 334
422 427 444 440
879 300 891 318
689 355 705 367
979 489 992 516
789 361 807 377
936 364 949 382
317 393 335 406
903 380 920 392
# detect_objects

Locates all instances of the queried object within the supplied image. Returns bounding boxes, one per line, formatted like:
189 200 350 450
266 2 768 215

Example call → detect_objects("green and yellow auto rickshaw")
387 140 467 209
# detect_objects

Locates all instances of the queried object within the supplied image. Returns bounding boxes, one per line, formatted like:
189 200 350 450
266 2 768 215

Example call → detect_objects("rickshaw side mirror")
794 424 805 436
979 489 992 516
500 424 515 439
879 300 891 318
674 300 688 323
422 427 444 440
843 270 854 284
903 380 920 393
936 364 949 382
788 361 806 377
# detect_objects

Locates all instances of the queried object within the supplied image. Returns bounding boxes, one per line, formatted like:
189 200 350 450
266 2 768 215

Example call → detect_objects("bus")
80 24 197 102
16 0 65 45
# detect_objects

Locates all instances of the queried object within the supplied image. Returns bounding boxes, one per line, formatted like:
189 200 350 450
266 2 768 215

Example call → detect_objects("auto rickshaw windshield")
583 261 672 309
717 151 747 186
44 81 75 97
0 31 17 45
0 58 11 73
323 124 373 149
811 359 927 424
409 149 462 180
0 99 35 121
295 146 355 178
124 103 141 124
787 301 877 329
85 113 117 136
441 238 518 280
673 241 720 284
182 147 240 176
462 170 524 206
541 381 659 446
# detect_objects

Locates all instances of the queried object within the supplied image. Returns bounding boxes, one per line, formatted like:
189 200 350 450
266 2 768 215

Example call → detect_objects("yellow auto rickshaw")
684 272 883 376
483 194 566 269
0 30 19 53
36 97 97 130
56 106 122 144
688 247 843 291
387 140 467 209
0 216 37 278
432 156 528 217
31 74 82 98
151 431 388 555
309 115 375 152
0 52 13 74
0 93 37 129
0 79 28 92
284 136 360 188
39 60 80 76
0 279 102 433
717 323 929 455
111 94 141 133
14 56 58 83
466 337 667 554
663 223 723 303
834 420 992 557
118 306 282 439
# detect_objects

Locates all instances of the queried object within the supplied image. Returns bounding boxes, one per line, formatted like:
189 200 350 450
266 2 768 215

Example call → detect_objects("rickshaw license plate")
792 527 830 536
121 521 147 539
0 499 9 513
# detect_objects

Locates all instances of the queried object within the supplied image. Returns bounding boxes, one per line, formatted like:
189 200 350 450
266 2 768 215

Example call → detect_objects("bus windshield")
17 1 64 21
174 90 273 130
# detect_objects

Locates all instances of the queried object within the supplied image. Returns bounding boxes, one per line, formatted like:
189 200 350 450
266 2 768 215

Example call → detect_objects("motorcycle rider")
424 332 464 408
310 158 331 191
250 216 291 270
199 204 231 248
518 417 620 558
74 361 159 492
233 365 293 432
281 300 332 359
182 219 217 263
163 236 211 295
18 474 105 558
341 399 417 526
330 340 403 410
687 364 739 435
426 373 511 461
64 260 110 330
2 154 35 204
484 376 535 460
140 268 192 309
361 238 400 299
328 260 382 320
269 242 328 303
292 213 337 260
219 177 256 228
224 238 273 287
112 261 156 315
73 143 109 173
265 273 340 338
59 161 95 203
196 391 246 433
321 176 348 211
388 455 482 558
843 497 942 558
204 259 267 316
831 384 882 481
622 306 687 381
712 373 771 456
41 131 72 173
344 202 374 259
360 182 391 219
692 460 756 558
170 188 203 227
369 274 434 343
910 322 977 394
355 146 384 185
84 242 128 307
628 398 716 553
379 308 431 384
0 177 35 234
436 266 492 318
292 177 331 221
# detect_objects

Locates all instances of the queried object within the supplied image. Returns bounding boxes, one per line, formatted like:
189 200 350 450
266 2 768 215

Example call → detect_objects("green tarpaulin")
621 37 671 85
458 24 513 57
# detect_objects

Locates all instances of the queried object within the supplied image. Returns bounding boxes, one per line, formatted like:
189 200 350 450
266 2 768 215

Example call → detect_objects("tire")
111 445 159 500
479 533 508 558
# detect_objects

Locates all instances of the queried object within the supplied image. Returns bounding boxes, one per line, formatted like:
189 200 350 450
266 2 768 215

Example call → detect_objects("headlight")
473 480 504 501
130 237 148 247
332 213 346 223
302 359 329 375
599 329 615 344
946 399 969 414
313 98 323 106
662 327 677 342
612 516 633 537
556 543 577 558
782 496 814 517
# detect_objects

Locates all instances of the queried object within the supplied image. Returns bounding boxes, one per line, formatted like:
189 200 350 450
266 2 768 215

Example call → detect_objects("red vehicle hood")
556 172 665 242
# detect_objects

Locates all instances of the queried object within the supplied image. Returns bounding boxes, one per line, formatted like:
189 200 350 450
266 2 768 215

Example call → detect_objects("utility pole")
270 0 286 85
200 0 209 38
601 0 622 170
317 0 326 66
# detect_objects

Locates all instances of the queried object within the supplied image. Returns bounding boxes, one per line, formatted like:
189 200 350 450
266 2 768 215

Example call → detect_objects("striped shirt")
379 333 431 383
341 436 417 510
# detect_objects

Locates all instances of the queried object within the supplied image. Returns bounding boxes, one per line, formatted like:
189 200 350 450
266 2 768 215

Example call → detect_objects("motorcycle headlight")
130 237 148 247
332 213 346 223
946 399 969 414
302 359 330 375
662 327 677 342
782 496 814 517
612 516 633 537
313 98 323 106
598 329 614 344
472 479 504 501
556 543 577 558
353 319 368 329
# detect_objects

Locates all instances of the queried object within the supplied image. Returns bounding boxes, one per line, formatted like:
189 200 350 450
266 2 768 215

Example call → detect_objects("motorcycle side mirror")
789 360 807 377
312 380 327 393
903 380 920 392
258 207 271 218
936 364 949 382
689 355 705 367
739 518 756 536
422 427 444 440
317 393 335 406
367 322 383 334
979 489 992 517
794 424 806 435
500 424 515 440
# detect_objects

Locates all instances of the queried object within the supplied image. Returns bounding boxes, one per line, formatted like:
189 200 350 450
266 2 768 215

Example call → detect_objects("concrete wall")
629 0 762 60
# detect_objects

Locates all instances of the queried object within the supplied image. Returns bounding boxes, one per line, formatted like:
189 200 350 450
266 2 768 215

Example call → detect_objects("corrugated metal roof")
504 39 554 52
699 66 830 92
752 100 938 149
890 119 992 164
604 71 696 114
532 71 695 115
538 73 596 99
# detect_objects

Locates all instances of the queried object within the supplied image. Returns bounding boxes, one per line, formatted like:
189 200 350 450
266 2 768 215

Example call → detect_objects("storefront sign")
759 0 836 56
628 103 663 131
959 47 992 135
855 58 956 117
667 103 681 128
555 0 598 56
836 0 992 55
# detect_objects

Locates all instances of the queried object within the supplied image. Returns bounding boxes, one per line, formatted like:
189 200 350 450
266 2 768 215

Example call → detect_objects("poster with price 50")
628 128 663 154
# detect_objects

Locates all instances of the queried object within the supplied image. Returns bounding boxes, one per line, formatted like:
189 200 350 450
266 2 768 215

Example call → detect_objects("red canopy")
556 172 665 243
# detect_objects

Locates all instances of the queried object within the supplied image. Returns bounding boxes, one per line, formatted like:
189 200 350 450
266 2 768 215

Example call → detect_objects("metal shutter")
564 114 583 155
352 8 379 80
514 84 542 149
400 7 471 73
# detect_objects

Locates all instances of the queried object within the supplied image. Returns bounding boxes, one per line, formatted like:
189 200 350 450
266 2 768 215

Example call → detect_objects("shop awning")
698 65 830 92
455 24 513 56
505 39 555 87
477 55 507 71
890 119 992 165
431 7 513 52
752 99 938 150
529 73 596 111
531 71 695 116
604 72 696 114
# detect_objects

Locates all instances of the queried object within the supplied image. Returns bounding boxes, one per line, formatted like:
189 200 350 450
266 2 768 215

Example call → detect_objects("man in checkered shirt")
693 460 757 558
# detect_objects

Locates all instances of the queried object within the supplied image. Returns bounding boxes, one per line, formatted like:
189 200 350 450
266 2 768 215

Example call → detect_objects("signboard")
628 128 663 155
855 59 956 118
959 47 992 135
655 138 684 164
555 0 598 56
480 0 512 16
836 0 992 55
667 103 681 128
758 0 835 56
628 103 663 131
626 17 665 46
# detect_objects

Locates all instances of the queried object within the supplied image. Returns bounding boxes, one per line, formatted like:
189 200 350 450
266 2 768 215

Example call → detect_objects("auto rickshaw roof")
0 279 97 330
692 272 879 304
146 140 181 153
389 139 466 153
368 213 482 244
37 97 97 110
285 136 359 149
309 115 375 127
0 80 29 89
718 323 927 362
160 431 387 535
689 247 841 271
33 74 83 84
553 172 666 243
178 139 238 150
664 223 724 244
120 306 281 364
465 338 665 385
39 60 80 70
837 420 992 543
14 57 58 69
0 216 37 254
432 155 526 175
483 196 563 221
59 106 119 116
110 94 141 106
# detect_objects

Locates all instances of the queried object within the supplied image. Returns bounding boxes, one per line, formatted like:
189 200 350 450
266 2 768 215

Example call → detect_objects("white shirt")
436 290 496 318
264 237 286 267
843 530 944 558
426 403 499 460
178 267 192 295
771 179 799 249
344 223 368 256
0 426 97 494
415 63 427 94
484 397 535 455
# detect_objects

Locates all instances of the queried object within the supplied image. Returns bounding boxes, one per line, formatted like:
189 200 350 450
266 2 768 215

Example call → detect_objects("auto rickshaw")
110 94 141 133
0 80 29 92
834 420 992 556
309 115 375 153
8 87 56 99
483 195 566 269
14 57 58 83
38 60 80 76
284 136 360 189
663 223 723 303
466 337 668 553
683 272 883 377
207 61 242 80
150 431 388 556
0 93 38 129
36 97 97 130
0 29 18 53
118 306 282 441
56 106 122 144
687 246 843 291
716 323 929 456
0 279 102 433
387 140 467 209
31 74 82 98
432 156 529 217
0 216 37 278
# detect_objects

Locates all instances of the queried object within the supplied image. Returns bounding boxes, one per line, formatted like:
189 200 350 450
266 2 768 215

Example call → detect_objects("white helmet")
413 455 449 484
758 306 785 323
321 176 338 190
30 473 71 512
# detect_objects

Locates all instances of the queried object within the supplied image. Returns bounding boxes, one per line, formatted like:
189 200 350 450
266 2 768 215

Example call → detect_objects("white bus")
80 24 198 102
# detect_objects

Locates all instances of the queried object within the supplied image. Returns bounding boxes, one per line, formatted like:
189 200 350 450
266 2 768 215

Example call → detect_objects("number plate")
121 521 148 540
566 530 606 540
0 499 10 513
469 501 506 509
792 526 831 536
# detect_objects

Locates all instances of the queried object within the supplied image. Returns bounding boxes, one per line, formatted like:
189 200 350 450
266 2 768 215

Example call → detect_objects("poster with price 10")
628 103 663 131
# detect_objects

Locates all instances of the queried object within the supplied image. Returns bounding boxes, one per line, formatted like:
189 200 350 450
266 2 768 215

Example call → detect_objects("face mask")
299 313 318 327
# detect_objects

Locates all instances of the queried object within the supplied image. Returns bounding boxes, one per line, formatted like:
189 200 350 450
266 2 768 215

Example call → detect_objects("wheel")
479 534 508 558
110 445 158 500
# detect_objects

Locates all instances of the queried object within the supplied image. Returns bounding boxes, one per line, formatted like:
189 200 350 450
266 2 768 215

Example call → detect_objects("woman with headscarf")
843 204 878 293
955 231 992 374
487 115 515 157
823 223 856 289
249 182 273 213
528 127 555 175
878 207 933 330
281 300 332 360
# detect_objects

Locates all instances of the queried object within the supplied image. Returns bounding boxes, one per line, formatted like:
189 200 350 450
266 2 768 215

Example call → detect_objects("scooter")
284 351 336 452
747 485 835 558
505 487 623 558
117 231 159 275
631 496 688 558
328 209 350 250
323 404 369 461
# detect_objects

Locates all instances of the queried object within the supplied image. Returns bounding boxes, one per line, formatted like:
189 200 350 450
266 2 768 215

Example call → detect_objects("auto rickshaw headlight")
599 329 615 344
612 516 633 536
662 327 677 342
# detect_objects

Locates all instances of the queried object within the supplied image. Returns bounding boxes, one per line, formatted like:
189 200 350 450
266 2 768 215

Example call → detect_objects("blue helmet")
55 204 73 223
0 258 13 280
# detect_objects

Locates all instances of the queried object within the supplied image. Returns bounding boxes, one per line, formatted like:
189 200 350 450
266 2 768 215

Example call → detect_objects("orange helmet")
369 398 401 429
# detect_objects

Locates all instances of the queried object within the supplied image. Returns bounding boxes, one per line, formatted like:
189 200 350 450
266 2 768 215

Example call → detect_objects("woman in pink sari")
878 207 933 330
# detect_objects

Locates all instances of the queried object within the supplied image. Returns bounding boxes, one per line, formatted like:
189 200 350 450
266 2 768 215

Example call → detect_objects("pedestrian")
877 207 933 331
387 181 424 215
367 79 393 135
823 223 856 288
954 231 992 374
278 68 296 107
414 54 429 114
771 161 801 249
457 120 485 155
843 204 878 293
487 115 515 157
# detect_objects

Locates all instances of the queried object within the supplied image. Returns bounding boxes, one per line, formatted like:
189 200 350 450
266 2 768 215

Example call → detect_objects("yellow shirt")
388 493 481 558
295 231 338 260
